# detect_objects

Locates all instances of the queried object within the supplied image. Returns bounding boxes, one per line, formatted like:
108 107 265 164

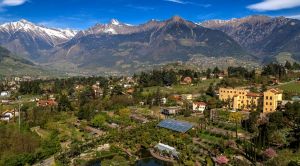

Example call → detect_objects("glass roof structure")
157 119 193 133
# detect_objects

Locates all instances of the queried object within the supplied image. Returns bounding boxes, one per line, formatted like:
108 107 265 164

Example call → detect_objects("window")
266 96 269 100
266 102 268 105
270 102 272 105
270 96 273 100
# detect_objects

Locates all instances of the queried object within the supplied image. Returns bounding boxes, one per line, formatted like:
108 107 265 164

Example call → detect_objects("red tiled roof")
37 99 57 107
268 88 282 94
182 77 192 83
246 92 263 97
170 95 182 101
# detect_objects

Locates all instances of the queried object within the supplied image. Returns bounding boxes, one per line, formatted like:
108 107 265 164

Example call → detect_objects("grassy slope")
0 46 64 77
277 81 300 93
0 57 63 77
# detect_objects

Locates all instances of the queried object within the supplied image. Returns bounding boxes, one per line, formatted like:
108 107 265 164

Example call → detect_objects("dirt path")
33 156 54 166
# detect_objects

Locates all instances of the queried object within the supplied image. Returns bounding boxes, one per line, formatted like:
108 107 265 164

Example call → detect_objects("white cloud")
248 0 300 11
164 0 211 7
1 0 27 6
165 0 186 4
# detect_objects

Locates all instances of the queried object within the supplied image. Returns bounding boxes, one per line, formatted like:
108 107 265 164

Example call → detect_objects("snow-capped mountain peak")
75 19 135 37
0 19 77 46
1 19 35 31
110 19 120 26
58 29 79 38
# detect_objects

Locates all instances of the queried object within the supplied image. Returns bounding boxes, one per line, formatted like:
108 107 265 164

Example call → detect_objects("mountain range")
0 15 299 75
201 15 300 62
0 19 77 60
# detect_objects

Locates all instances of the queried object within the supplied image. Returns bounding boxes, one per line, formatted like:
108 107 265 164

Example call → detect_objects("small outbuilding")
154 143 179 158
193 102 207 112
161 107 181 115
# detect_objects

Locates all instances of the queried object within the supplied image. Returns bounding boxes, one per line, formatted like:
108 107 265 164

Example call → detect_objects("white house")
161 97 167 105
123 84 132 88
0 91 10 97
193 102 207 112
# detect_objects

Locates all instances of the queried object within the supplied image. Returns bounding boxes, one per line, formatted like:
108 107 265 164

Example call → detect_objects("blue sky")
0 0 300 29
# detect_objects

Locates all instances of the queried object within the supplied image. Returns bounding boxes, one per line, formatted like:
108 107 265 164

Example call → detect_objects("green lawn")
143 79 220 95
278 82 300 93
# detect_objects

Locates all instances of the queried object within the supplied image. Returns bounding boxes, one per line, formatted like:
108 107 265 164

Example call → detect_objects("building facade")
219 87 262 111
263 89 283 113
193 102 207 112
219 87 282 113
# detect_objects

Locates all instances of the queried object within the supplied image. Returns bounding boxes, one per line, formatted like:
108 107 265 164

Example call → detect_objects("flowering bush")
216 155 229 165
263 148 277 159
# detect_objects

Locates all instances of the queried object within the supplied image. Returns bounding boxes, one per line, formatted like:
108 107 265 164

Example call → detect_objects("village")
0 62 300 166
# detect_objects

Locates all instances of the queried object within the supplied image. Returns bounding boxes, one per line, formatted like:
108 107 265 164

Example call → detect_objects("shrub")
263 148 277 159
216 155 229 165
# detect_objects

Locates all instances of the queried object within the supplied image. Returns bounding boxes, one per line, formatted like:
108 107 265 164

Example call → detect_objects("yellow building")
263 89 283 113
219 87 263 111
233 92 263 111
219 87 283 113
219 87 249 103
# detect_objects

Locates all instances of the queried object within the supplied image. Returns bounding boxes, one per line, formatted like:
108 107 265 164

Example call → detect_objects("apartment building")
219 87 282 113
263 89 283 113
219 87 261 111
